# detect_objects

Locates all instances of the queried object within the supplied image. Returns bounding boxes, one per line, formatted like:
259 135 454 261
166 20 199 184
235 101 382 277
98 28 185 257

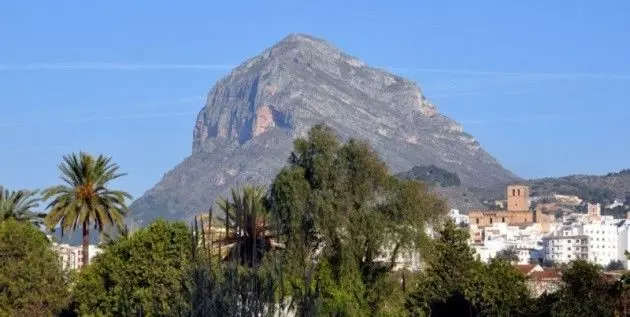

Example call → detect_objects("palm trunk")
82 220 90 268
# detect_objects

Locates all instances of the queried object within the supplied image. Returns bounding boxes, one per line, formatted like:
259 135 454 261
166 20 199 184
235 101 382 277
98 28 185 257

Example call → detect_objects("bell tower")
507 184 529 212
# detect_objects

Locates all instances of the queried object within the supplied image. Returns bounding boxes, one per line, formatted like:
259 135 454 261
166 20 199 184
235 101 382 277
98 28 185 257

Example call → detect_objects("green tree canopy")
405 220 532 316
71 219 192 316
0 219 69 316
551 260 615 317
268 124 447 316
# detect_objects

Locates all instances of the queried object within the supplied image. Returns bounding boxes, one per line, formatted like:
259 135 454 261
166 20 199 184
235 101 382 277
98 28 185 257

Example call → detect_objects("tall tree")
406 220 482 316
43 152 131 267
405 220 533 316
0 186 44 225
269 124 446 316
474 258 532 316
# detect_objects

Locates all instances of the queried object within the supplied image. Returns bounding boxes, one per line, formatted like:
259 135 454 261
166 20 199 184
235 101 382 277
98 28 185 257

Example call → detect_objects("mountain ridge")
129 33 520 224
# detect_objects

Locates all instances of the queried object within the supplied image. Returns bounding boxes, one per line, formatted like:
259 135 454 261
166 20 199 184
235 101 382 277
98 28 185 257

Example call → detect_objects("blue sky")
1 1 629 199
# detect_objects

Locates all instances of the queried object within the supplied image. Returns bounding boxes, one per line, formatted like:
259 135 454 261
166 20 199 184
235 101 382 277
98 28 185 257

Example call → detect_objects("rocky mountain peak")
192 34 436 152
132 34 520 224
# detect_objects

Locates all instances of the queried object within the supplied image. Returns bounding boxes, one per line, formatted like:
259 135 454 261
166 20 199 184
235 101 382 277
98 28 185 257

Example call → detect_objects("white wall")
618 226 630 268
543 236 589 264
580 223 618 267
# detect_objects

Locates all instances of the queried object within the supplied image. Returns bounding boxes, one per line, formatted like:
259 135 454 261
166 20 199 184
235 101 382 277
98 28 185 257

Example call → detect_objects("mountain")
129 33 520 225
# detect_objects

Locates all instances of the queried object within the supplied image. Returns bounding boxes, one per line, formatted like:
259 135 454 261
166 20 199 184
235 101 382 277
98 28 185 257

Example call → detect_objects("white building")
542 235 589 264
582 223 618 266
471 222 546 264
617 220 630 268
543 221 619 266
53 243 102 270
449 209 469 226
472 239 508 263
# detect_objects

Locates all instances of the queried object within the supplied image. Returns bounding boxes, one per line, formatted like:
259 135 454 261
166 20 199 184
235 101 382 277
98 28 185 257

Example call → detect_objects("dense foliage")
0 219 69 316
405 221 532 316
549 260 617 317
3 125 630 316
71 219 192 316
269 124 447 316
396 165 462 187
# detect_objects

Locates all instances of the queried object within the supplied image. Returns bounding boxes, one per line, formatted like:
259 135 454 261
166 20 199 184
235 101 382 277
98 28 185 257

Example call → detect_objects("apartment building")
53 243 102 270
543 220 619 266
542 235 589 264
582 222 618 266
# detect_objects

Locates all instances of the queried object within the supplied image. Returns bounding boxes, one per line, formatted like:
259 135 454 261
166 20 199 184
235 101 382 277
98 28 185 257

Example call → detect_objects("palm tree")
0 186 44 225
214 186 279 267
43 152 131 267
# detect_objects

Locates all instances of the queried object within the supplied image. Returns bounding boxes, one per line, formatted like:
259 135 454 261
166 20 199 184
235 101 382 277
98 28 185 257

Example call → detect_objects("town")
444 184 630 295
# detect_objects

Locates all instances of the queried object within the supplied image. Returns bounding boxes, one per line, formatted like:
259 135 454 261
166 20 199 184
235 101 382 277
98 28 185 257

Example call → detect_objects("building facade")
53 244 102 270
543 221 619 266
468 185 541 227
582 222 618 266
542 235 589 264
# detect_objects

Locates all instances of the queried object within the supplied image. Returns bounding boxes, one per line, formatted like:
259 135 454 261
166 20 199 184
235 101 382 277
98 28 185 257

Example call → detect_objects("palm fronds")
214 186 280 268
0 186 43 225
43 152 131 266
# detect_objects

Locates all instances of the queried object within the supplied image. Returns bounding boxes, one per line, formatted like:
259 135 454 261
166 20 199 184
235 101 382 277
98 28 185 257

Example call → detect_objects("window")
512 189 516 196
502 217 505 223
517 189 521 196
490 218 493 224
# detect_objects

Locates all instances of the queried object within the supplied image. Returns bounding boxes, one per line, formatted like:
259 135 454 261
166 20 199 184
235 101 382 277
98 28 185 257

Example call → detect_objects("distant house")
515 264 562 297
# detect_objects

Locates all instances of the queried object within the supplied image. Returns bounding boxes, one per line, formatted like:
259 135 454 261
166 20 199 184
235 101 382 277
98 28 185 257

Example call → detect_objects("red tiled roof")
516 264 535 275
530 269 561 281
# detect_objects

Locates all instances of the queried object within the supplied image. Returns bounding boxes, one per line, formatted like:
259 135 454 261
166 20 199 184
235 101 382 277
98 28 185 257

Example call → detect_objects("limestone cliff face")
130 34 520 224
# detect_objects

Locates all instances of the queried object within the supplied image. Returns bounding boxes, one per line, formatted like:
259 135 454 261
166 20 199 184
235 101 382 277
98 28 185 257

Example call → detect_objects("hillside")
129 34 520 224
527 169 630 204
395 165 462 187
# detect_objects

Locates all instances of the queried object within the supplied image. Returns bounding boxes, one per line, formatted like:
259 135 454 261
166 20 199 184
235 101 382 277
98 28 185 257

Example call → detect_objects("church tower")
507 184 530 212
